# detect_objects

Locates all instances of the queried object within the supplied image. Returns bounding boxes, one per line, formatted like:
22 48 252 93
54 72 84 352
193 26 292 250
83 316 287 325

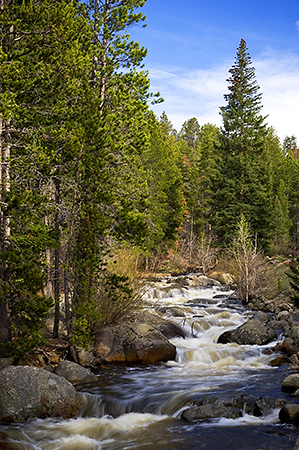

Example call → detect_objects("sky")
130 0 299 143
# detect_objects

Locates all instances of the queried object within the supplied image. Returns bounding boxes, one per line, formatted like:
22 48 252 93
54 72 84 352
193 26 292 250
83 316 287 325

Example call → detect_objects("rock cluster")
181 395 287 422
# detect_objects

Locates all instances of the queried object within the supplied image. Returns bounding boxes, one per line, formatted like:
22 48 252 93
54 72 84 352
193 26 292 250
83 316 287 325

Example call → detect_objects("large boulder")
55 361 98 384
95 323 176 364
217 319 277 345
0 366 83 422
131 311 187 339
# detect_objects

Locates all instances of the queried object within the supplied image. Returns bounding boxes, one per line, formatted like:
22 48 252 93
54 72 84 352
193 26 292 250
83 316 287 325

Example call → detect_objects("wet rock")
0 366 83 422
269 355 289 367
292 436 299 450
158 306 186 317
279 403 299 426
95 323 176 364
131 311 187 339
281 374 299 393
276 337 299 356
55 361 98 384
181 395 285 422
181 396 243 421
217 319 277 345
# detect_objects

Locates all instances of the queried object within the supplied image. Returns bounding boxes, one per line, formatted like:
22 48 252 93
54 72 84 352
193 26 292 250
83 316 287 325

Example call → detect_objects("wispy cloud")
149 51 299 142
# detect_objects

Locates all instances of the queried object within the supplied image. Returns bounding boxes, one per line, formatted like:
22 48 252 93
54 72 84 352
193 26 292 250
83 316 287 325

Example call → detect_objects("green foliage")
141 113 185 253
287 257 299 308
211 39 273 248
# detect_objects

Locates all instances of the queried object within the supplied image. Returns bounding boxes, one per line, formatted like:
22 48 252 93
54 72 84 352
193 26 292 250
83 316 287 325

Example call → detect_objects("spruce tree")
0 0 94 354
287 257 299 308
211 39 273 248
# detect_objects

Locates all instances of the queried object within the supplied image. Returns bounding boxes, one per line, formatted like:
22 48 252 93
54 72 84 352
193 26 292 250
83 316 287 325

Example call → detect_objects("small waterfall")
1 276 298 450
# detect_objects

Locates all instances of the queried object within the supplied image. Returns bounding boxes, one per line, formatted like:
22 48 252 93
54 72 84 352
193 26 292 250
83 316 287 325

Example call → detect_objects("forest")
0 0 299 359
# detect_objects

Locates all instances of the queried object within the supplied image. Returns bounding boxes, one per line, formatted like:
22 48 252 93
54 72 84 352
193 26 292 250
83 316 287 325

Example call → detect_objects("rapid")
1 276 298 449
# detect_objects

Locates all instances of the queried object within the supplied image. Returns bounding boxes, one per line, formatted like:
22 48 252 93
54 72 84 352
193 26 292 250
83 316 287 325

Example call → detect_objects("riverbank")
1 272 299 449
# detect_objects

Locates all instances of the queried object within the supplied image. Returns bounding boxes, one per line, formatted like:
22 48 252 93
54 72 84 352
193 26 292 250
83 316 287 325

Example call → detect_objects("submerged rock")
181 395 286 422
181 396 243 421
217 318 277 345
95 322 176 364
0 366 83 422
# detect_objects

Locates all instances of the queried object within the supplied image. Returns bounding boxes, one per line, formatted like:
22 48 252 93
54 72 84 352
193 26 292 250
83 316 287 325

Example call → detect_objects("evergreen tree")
69 0 152 342
141 113 185 260
0 0 93 353
287 257 299 308
283 136 299 256
211 39 273 248
197 123 221 236
265 128 291 253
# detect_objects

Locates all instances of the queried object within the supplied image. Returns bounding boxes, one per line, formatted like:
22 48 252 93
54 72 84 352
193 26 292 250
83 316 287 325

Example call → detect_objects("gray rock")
181 397 243 421
95 323 176 364
0 366 83 422
217 319 277 345
77 347 95 367
251 311 272 324
55 361 98 384
281 374 299 393
0 357 14 371
279 403 299 425
181 395 285 422
132 311 187 339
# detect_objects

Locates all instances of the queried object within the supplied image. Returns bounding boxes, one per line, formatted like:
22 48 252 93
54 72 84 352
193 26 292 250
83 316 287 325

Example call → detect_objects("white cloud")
149 52 299 142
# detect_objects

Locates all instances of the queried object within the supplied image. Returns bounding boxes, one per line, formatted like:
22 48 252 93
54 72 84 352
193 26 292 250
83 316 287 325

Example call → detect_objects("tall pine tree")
211 39 273 248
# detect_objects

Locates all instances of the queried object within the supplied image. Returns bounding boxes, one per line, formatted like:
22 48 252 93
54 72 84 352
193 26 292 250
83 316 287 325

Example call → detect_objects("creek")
1 276 299 449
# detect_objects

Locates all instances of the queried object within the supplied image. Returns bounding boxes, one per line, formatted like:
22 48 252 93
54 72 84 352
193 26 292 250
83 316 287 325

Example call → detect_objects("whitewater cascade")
1 277 298 450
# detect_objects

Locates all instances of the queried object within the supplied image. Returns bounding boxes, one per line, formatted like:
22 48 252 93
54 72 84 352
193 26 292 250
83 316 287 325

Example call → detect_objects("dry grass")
93 246 146 330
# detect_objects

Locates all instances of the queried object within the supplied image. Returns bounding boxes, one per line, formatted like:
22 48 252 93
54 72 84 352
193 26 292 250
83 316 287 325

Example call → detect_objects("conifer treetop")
220 38 267 139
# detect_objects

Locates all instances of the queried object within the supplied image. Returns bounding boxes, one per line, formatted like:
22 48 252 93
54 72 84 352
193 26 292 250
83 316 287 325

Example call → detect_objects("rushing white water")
0 276 298 450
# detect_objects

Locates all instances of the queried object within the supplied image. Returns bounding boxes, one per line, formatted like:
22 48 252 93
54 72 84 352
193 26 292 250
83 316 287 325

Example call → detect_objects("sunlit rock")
95 323 176 364
131 311 187 339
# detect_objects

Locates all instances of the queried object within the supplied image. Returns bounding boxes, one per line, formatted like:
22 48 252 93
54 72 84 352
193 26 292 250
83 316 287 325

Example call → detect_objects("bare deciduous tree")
229 215 266 303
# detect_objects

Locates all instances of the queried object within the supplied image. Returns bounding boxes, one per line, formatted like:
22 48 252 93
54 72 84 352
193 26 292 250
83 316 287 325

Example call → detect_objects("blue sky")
131 0 299 142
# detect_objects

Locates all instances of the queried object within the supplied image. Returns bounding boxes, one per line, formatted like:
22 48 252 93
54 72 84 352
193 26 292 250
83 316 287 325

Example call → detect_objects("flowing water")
1 277 299 449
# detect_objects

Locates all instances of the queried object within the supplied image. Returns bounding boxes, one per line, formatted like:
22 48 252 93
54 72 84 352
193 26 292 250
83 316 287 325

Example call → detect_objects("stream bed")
1 277 299 449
